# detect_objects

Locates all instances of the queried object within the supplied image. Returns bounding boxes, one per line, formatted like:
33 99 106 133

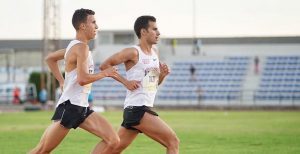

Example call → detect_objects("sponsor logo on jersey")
142 59 150 64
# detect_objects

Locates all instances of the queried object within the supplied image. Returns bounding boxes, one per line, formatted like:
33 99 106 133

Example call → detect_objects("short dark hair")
134 15 156 39
72 8 95 30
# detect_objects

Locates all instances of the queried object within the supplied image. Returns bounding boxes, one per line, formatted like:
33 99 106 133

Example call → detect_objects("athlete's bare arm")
152 47 170 85
100 48 139 91
45 49 66 89
70 44 118 86
158 62 170 85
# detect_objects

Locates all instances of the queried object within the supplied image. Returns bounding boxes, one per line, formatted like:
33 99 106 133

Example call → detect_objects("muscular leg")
133 112 180 154
29 121 70 154
111 127 139 154
79 112 119 154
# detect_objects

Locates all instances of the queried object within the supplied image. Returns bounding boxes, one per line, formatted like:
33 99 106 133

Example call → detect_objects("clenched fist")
103 66 118 78
159 62 170 77
125 80 140 91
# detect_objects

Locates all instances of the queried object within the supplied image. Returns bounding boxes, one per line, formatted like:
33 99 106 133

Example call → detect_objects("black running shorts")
51 100 94 129
121 105 158 132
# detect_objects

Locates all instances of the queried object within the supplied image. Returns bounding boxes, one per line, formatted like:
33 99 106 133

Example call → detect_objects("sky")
1 0 300 39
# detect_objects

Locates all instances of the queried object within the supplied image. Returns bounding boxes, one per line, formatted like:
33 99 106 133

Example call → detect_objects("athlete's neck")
138 40 153 55
75 33 90 44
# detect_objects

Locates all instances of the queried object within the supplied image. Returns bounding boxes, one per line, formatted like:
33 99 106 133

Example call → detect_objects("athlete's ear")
141 28 147 36
79 23 86 30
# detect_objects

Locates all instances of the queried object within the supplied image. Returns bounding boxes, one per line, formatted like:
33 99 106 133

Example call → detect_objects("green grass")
0 110 300 154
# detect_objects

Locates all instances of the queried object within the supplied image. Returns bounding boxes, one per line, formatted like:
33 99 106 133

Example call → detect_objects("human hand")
125 80 140 91
159 62 170 77
103 66 118 78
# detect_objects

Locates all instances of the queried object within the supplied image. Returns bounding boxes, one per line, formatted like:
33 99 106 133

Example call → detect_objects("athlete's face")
83 15 98 39
145 21 160 44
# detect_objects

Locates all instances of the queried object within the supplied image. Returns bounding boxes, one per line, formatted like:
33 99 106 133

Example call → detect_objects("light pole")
193 0 196 39
192 0 197 55
42 0 60 101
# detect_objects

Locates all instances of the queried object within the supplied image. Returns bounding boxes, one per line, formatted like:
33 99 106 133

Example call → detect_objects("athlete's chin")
91 34 97 39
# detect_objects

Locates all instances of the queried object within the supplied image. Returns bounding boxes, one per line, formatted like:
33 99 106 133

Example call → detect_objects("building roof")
164 36 300 44
0 39 95 52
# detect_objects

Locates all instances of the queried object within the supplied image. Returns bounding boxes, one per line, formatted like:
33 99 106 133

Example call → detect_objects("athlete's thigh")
42 121 70 150
79 112 117 141
117 127 139 149
133 112 177 146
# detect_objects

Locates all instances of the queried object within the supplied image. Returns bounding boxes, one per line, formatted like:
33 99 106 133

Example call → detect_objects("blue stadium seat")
256 56 300 101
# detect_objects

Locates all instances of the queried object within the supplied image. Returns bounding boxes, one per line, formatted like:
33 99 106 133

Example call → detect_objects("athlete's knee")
166 135 180 150
106 135 120 149
111 142 127 154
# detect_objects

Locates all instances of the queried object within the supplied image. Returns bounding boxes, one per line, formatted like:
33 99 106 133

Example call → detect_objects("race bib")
83 65 94 93
142 69 159 93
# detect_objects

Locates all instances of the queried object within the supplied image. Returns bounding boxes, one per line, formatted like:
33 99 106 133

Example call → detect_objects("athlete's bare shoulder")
64 43 89 71
122 47 138 54
119 47 139 61
72 43 89 57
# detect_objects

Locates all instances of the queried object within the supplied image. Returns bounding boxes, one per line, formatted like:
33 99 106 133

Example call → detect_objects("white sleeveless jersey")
57 40 94 107
124 45 160 108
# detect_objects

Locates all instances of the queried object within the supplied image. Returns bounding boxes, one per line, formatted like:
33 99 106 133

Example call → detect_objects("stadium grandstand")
0 32 300 108
92 31 300 107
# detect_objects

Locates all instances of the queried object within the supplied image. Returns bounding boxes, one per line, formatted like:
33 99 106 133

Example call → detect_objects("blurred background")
1 1 300 153
0 0 300 109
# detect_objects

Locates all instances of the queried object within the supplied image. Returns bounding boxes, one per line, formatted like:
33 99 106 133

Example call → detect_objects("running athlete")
30 8 119 154
100 15 180 154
